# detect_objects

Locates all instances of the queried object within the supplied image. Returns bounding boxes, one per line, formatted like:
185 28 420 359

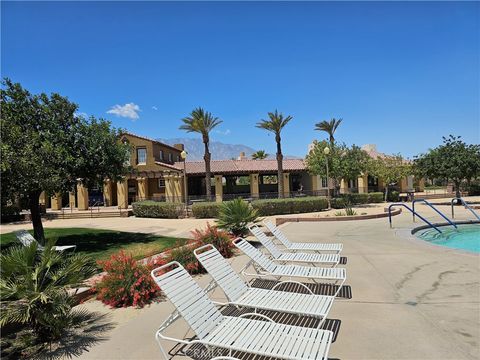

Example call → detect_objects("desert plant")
191 223 235 258
217 198 259 236
252 150 268 160
162 241 203 274
344 206 357 216
95 251 160 308
334 211 345 216
0 241 97 343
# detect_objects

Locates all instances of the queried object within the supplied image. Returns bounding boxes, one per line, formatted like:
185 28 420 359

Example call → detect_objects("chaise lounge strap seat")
263 220 343 253
194 245 335 323
151 261 334 360
249 225 340 266
233 238 346 292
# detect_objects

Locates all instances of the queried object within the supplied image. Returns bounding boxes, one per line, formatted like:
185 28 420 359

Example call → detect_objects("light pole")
323 146 331 209
180 150 188 213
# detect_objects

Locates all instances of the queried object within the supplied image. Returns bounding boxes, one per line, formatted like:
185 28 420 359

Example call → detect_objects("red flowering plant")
191 223 235 258
165 240 204 275
94 251 160 308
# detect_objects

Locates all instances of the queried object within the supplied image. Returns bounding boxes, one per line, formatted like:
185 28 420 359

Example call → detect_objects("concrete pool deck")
62 205 480 360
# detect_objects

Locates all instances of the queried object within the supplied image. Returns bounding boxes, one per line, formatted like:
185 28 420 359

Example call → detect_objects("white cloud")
107 103 141 120
216 129 231 135
152 106 158 110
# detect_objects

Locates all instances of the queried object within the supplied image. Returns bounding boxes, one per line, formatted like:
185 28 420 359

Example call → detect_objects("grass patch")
0 228 184 263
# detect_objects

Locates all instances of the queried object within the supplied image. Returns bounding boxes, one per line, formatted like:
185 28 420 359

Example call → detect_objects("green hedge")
132 201 183 219
251 197 329 216
331 192 384 208
191 202 221 218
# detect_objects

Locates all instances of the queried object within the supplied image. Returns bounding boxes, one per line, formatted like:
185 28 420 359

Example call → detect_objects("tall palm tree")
180 107 222 200
314 118 343 196
314 118 343 144
256 110 293 198
252 150 268 160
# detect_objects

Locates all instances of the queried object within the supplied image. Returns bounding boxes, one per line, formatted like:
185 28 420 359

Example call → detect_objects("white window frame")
137 148 147 165
158 178 165 188
159 150 164 161
321 177 328 188
168 153 173 162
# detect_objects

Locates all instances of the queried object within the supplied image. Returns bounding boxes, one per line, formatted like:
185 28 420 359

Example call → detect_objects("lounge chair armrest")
238 312 274 322
271 280 314 295
211 357 242 360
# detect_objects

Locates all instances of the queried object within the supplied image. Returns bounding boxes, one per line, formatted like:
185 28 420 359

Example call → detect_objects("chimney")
237 151 247 160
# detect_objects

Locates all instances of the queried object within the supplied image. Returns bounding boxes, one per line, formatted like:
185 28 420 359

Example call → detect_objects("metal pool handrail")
412 199 457 229
388 203 442 234
451 197 480 221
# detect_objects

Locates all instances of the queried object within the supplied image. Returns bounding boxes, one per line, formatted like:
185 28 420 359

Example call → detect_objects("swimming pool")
416 224 480 253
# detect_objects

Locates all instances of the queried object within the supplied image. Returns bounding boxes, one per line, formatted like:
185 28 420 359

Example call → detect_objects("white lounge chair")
263 220 343 253
194 244 335 327
249 224 340 267
15 230 76 252
233 238 346 297
151 261 334 360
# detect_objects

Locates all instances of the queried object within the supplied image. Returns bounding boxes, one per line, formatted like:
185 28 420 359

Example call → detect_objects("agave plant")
0 241 97 343
217 198 259 237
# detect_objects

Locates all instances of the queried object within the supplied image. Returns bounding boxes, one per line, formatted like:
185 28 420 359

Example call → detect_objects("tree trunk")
29 190 45 244
276 135 284 199
454 180 461 199
384 186 389 202
203 138 212 200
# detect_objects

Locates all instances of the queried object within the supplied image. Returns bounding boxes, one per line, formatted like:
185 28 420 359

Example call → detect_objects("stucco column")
77 183 89 210
164 175 174 202
68 192 76 209
250 173 260 199
311 175 319 192
283 173 290 197
214 175 223 202
117 179 128 209
358 173 368 194
39 191 47 206
103 180 113 206
417 178 425 192
137 177 148 201
173 175 182 203
399 177 408 192
50 193 62 210
340 179 349 194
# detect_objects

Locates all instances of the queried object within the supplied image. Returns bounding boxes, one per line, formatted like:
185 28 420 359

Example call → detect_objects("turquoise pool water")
416 224 480 253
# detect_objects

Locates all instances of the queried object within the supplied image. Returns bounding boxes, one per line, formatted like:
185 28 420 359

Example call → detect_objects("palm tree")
314 118 343 144
256 110 293 198
180 107 222 200
252 150 268 160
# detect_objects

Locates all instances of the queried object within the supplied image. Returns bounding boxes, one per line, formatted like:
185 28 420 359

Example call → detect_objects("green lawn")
0 228 186 263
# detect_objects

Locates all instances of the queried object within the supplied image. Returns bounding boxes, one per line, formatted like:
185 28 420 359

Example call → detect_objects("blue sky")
2 1 479 158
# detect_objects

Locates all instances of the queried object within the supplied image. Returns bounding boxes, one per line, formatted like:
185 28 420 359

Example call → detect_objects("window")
176 155 180 162
348 179 357 188
159 150 164 160
158 178 165 188
321 177 328 188
137 148 146 164
168 153 173 162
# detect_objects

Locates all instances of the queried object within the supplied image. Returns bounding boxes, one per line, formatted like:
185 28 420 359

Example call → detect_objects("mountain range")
158 138 300 161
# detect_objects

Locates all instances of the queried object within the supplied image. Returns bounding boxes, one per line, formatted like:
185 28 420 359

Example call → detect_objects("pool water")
416 224 480 253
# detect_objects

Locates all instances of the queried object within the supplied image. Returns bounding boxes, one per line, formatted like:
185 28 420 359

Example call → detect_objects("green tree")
306 141 370 196
314 118 343 144
0 241 97 344
180 107 222 200
0 79 130 243
252 150 268 160
256 110 293 198
369 154 412 201
414 135 480 198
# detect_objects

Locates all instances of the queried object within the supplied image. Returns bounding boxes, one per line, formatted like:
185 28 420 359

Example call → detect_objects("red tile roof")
175 158 306 175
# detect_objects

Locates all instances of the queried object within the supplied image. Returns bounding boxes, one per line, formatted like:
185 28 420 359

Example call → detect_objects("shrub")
95 251 160 308
217 198 259 236
191 223 235 258
132 200 183 219
345 206 357 216
386 190 400 202
251 197 328 216
165 242 203 274
368 192 385 203
331 192 384 208
191 202 221 218
0 241 97 344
